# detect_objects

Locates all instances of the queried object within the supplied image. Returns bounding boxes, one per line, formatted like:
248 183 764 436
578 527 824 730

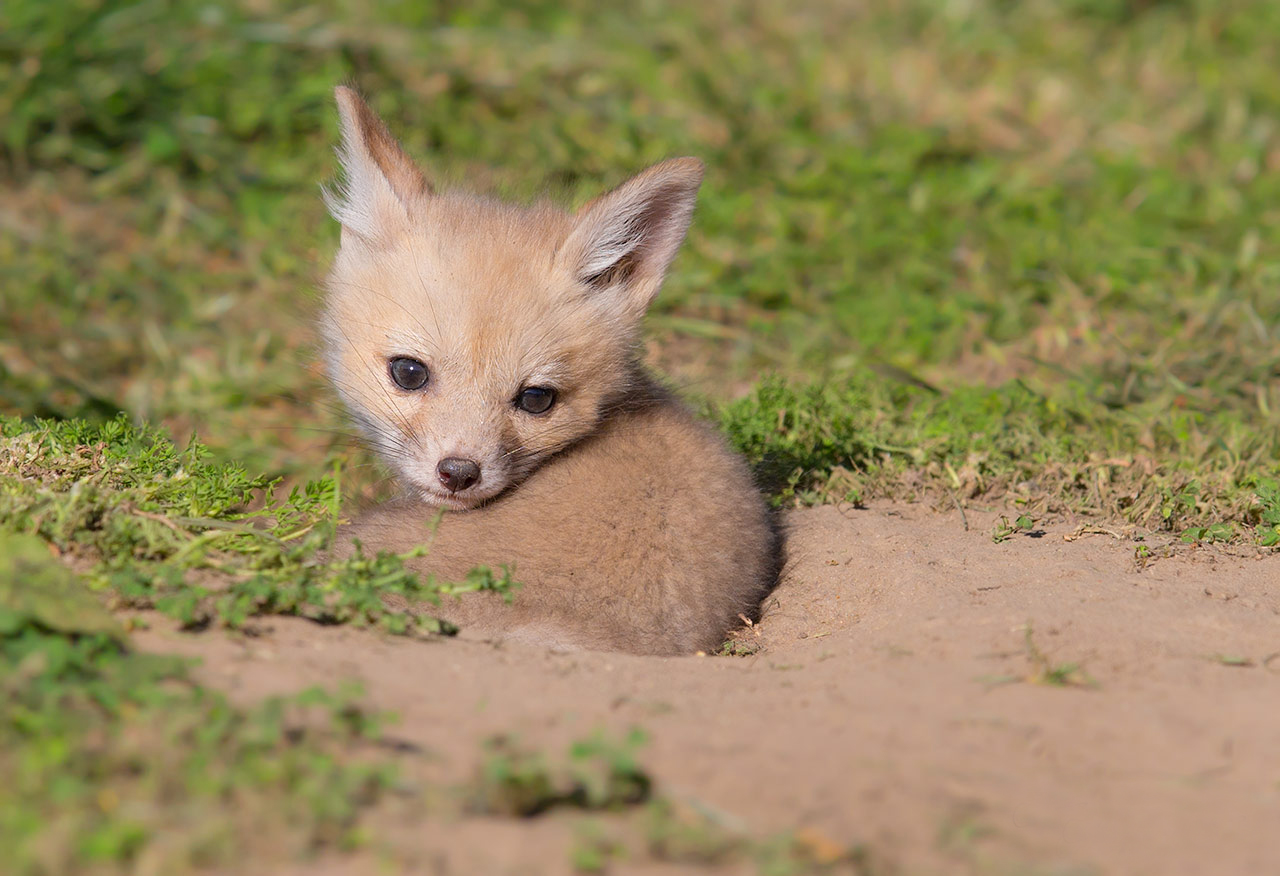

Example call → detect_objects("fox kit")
324 87 779 655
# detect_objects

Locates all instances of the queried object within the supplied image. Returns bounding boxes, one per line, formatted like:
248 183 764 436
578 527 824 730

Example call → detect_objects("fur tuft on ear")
323 86 432 245
559 157 704 315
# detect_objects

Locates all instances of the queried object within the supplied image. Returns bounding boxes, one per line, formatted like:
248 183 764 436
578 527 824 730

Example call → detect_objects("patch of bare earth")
132 503 1279 875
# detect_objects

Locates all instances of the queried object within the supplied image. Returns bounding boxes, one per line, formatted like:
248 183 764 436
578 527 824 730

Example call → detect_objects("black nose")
436 457 481 492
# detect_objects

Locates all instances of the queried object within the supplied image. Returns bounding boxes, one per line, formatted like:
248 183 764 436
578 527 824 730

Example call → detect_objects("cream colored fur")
323 86 779 655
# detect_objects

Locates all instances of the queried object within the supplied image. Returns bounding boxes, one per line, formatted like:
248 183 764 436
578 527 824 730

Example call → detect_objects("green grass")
0 529 399 875
3 0 1280 870
2 0 1277 530
0 414 516 635
0 414 521 873
717 375 1279 542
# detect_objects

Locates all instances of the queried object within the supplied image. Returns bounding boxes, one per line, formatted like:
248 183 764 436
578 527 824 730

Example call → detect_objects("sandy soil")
132 502 1280 875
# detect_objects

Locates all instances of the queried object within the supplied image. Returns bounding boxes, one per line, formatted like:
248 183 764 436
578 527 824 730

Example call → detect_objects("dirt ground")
133 502 1279 875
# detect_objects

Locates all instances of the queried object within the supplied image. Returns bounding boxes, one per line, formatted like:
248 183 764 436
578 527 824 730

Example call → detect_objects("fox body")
324 87 779 655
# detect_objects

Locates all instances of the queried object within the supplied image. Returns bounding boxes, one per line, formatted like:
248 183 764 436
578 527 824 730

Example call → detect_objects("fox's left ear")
324 86 432 247
559 158 703 317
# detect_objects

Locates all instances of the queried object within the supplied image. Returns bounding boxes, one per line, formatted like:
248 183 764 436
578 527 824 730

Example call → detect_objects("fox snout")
437 457 481 493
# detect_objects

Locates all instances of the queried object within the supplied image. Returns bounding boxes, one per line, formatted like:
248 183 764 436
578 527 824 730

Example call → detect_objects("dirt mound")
133 503 1280 875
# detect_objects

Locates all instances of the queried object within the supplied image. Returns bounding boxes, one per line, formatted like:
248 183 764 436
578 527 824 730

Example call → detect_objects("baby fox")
324 87 779 655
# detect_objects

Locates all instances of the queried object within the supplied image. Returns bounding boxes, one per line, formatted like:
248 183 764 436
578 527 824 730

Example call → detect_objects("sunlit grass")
3 1 1277 507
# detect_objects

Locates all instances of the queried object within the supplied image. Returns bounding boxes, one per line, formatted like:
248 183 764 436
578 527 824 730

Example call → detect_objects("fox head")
321 87 703 509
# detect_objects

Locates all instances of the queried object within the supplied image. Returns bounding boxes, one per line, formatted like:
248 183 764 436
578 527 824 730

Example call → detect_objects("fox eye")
388 357 429 391
516 386 556 415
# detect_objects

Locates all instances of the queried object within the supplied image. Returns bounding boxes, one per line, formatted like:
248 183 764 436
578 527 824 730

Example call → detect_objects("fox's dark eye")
516 386 556 414
388 357 429 391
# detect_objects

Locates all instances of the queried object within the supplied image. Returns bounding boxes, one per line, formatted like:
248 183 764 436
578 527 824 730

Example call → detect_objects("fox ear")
324 86 432 245
559 157 703 316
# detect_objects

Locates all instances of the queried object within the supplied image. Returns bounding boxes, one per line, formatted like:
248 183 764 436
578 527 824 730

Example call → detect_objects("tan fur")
323 86 779 655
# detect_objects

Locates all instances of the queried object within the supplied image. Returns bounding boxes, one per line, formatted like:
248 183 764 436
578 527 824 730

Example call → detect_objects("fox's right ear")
558 157 703 321
324 86 432 246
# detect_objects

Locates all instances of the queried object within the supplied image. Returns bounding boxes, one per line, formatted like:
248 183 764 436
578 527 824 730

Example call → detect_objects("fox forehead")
327 220 619 387
423 193 575 248
343 193 572 285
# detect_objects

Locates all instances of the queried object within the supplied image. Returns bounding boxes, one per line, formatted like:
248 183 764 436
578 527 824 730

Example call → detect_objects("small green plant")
570 821 626 874
1254 480 1280 547
471 737 559 817
1181 522 1235 544
568 728 653 810
1159 482 1201 531
994 513 1037 542
1022 624 1096 688
991 516 1016 543
719 637 763 657
470 729 652 817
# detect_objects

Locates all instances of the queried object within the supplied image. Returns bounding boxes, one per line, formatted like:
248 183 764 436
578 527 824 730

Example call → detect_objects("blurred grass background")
1 0 1278 528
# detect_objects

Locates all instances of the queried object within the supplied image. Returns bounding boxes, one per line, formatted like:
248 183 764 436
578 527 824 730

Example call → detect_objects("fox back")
324 87 779 654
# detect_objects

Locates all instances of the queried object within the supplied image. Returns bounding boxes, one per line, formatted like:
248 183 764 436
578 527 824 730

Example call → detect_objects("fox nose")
437 457 481 493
